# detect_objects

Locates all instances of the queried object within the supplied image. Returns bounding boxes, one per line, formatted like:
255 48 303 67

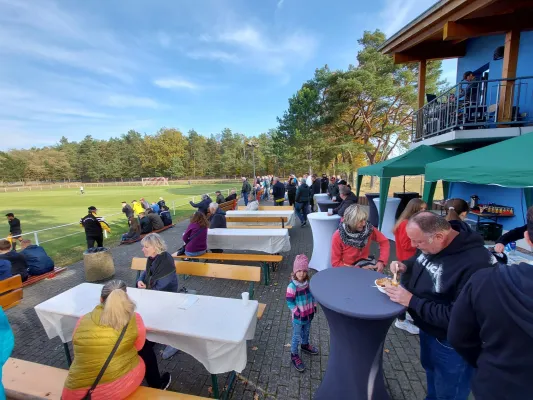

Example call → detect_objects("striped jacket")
286 280 317 325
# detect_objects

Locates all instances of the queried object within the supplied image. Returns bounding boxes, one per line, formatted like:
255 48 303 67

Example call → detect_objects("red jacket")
394 220 417 262
331 228 390 267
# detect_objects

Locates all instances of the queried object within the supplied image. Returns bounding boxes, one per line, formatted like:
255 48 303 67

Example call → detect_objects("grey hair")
343 205 368 229
209 202 219 210
300 177 306 184
273 176 279 182
140 232 167 254
339 186 351 195
408 211 451 235
201 194 209 200
101 279 127 301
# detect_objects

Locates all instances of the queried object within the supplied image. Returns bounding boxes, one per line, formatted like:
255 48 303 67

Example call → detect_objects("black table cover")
393 192 420 220
365 193 380 228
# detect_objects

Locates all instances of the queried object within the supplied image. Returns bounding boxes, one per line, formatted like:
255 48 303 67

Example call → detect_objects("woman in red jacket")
330 204 389 271
392 198 427 334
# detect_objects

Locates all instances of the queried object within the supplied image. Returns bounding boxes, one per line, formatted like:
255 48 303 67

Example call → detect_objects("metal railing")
412 76 533 142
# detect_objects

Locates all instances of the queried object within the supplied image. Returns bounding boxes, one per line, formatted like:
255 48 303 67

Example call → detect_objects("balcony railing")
412 76 533 142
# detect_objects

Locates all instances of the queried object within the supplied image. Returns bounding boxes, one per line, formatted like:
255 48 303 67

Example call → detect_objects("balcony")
411 76 533 148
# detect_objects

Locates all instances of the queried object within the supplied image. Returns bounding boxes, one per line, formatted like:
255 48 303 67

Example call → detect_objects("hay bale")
83 249 115 282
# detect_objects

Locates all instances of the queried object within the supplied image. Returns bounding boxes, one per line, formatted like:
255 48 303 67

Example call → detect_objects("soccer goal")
141 177 169 186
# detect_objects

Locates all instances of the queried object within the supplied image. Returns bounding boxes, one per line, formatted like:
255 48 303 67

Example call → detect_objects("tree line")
0 30 445 184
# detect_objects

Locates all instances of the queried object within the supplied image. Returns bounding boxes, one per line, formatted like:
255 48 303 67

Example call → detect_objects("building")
377 0 533 247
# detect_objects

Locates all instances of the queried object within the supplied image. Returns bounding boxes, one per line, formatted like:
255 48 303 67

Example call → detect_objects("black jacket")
241 181 252 193
190 197 212 215
80 213 106 236
311 180 321 195
147 212 164 230
328 183 339 199
403 220 497 340
140 216 153 234
495 224 527 246
449 263 533 400
0 251 28 282
122 204 134 219
333 192 358 217
160 210 173 226
272 181 286 201
157 200 166 209
209 209 227 229
216 194 225 204
286 183 297 196
295 183 310 203
8 218 21 236
320 177 329 193
225 193 237 202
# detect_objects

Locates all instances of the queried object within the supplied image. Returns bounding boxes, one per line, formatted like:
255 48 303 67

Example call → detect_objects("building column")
416 60 427 139
498 30 520 122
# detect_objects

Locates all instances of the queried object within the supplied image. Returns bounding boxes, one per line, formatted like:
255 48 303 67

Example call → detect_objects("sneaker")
301 344 319 355
395 319 419 335
300 222 306 228
162 345 179 360
302 220 307 227
179 287 188 293
291 353 305 372
406 312 414 322
160 372 172 390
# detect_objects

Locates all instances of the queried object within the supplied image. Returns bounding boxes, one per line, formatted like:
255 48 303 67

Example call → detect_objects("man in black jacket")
295 178 310 227
320 174 329 193
146 209 164 230
327 177 340 200
5 213 22 250
493 223 527 253
0 239 28 282
310 174 321 212
121 201 134 221
139 212 153 234
387 212 497 400
215 191 225 204
80 206 110 249
272 177 286 206
332 186 358 218
448 206 533 400
190 194 212 215
225 189 237 202
241 177 252 206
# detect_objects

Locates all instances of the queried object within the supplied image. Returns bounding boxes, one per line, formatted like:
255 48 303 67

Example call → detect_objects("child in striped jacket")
286 254 319 372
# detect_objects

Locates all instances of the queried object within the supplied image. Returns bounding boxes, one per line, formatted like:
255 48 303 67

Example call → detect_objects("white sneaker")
395 319 419 335
405 312 414 322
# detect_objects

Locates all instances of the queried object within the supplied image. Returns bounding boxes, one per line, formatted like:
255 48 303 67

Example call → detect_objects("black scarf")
338 221 373 249
144 252 175 289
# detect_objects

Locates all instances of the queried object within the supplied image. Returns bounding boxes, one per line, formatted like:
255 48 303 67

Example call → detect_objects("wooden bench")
219 199 238 212
3 357 210 400
258 206 293 211
0 275 22 310
131 258 267 320
226 216 291 229
22 266 67 288
173 252 283 285
120 224 175 245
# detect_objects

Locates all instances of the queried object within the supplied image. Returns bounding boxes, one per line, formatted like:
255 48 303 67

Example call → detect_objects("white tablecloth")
208 228 291 254
34 283 258 374
226 210 296 226
313 193 329 203
373 197 401 241
307 212 341 271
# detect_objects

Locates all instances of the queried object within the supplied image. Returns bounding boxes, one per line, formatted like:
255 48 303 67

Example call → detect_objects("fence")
0 189 232 263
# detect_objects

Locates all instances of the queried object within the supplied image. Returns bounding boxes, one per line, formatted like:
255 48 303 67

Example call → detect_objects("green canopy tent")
355 145 460 229
424 132 533 208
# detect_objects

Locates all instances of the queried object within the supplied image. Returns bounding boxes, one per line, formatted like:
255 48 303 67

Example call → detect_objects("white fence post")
34 232 39 246
172 201 176 216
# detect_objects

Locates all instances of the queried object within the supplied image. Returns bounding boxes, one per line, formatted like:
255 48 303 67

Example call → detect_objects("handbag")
176 227 206 256
81 321 130 400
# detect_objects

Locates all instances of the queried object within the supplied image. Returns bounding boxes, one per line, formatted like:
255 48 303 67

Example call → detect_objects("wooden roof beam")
393 42 467 64
443 16 533 41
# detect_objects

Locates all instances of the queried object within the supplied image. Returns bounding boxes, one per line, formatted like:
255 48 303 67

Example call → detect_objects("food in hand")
376 278 398 288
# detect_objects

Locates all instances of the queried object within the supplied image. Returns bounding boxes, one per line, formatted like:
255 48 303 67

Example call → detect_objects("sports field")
0 182 238 266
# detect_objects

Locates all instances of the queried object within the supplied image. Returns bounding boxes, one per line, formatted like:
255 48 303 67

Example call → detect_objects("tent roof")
425 132 533 188
357 145 460 178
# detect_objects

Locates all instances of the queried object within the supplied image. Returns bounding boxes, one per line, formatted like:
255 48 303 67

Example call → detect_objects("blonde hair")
393 198 427 233
99 280 135 331
141 232 167 254
343 205 368 229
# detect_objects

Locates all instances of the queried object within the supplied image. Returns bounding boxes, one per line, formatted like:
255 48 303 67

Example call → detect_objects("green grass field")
0 183 238 267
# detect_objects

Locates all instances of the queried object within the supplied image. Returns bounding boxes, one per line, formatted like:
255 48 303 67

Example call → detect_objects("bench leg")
261 262 269 286
221 371 236 400
211 374 220 399
248 282 255 300
63 342 72 367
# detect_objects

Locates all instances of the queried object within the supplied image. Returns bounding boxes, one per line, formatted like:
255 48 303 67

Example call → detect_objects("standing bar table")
317 200 340 212
308 212 341 271
310 268 405 400
365 193 380 228
313 193 329 203
373 197 401 241
393 192 420 220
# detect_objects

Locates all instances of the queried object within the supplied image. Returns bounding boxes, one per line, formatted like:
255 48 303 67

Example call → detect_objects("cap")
88 206 97 212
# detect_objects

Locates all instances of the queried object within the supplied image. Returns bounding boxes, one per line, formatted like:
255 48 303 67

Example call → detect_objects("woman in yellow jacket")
62 280 146 400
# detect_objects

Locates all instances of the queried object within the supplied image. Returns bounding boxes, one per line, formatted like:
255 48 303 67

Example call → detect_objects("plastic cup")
241 292 249 306
327 208 333 216
332 196 336 201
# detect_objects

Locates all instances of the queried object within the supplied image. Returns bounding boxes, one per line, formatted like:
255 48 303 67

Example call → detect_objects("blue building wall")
448 182 528 230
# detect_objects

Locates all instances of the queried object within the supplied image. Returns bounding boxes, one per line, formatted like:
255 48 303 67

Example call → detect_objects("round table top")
310 267 405 320
316 200 340 206
307 212 341 221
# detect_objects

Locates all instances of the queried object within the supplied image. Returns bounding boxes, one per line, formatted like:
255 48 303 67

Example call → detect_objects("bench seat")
22 266 67 288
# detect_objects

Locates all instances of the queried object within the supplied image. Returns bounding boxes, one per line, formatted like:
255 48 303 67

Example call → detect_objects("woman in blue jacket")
0 307 14 398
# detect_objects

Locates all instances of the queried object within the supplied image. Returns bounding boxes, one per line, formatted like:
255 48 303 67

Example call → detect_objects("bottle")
510 241 517 256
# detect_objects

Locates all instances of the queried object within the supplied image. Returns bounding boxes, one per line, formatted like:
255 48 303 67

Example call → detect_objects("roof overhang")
380 0 533 64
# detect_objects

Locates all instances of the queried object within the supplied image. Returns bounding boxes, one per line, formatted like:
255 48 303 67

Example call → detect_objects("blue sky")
0 0 457 150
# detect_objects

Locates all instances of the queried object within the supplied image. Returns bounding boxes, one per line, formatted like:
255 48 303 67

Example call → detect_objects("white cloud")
186 50 240 63
154 78 200 90
379 0 437 37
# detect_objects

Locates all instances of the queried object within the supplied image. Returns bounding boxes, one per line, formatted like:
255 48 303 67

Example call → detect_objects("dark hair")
190 211 209 228
393 198 427 233
409 211 451 235
527 206 533 238
444 198 469 222
5 213 14 217
0 239 11 251
463 71 473 80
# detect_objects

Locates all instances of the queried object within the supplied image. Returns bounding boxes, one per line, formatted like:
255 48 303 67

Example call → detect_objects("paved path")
6 201 428 399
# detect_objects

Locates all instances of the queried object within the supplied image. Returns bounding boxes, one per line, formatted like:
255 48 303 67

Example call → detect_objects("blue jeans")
242 192 249 205
295 202 309 223
291 321 311 354
419 330 473 400
185 250 206 257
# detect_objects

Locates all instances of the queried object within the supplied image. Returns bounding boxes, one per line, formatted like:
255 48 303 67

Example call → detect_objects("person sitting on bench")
122 217 141 242
62 280 171 399
0 259 11 282
139 212 153 234
160 206 173 226
146 209 164 231
0 239 28 282
225 189 237 202
246 193 259 211
19 239 54 276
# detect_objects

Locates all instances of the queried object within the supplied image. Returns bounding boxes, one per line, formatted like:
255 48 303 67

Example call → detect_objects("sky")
0 0 457 150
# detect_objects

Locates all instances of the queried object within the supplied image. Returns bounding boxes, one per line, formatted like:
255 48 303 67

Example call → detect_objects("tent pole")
403 176 406 193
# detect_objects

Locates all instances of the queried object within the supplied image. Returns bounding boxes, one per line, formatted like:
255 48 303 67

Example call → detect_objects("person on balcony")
461 71 479 104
